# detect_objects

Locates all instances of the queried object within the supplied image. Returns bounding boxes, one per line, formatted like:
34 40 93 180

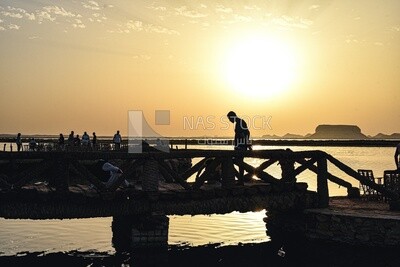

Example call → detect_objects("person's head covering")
227 111 236 117
227 111 236 123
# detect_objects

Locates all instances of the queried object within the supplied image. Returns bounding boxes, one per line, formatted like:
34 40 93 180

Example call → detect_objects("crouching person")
94 160 129 189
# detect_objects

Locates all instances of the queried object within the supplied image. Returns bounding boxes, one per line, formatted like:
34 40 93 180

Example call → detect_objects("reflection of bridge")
1 149 400 247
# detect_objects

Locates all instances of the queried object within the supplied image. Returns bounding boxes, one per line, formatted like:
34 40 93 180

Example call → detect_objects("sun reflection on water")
168 210 269 247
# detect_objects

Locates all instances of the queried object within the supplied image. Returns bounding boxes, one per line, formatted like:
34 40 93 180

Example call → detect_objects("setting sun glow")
0 1 399 137
223 36 298 98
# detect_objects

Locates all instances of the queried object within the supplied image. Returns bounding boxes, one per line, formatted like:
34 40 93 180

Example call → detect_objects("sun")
222 35 298 98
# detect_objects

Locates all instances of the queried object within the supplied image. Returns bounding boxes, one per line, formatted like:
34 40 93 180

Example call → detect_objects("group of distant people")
15 133 39 151
60 130 122 150
59 131 98 150
14 130 123 151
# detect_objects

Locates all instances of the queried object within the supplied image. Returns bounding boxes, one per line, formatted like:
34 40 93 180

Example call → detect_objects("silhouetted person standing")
92 132 97 150
58 133 65 150
82 131 90 148
74 134 81 147
227 111 252 151
227 111 252 185
16 133 22 152
113 130 122 150
67 131 74 149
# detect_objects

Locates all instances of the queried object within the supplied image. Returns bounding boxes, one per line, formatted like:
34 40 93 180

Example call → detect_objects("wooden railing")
0 149 399 207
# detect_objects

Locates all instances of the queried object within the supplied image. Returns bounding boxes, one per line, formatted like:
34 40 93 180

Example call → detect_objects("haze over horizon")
1 1 399 138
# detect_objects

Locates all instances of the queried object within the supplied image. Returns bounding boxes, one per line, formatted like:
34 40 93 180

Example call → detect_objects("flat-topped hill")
308 124 368 139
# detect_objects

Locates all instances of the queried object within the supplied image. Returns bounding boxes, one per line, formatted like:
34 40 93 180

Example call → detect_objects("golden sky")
0 0 399 137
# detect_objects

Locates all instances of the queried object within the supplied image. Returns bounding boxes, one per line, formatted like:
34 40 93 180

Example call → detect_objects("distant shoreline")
0 137 398 147
170 139 400 147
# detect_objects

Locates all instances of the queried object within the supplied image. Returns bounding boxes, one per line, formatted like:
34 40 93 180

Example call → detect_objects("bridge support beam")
142 159 160 192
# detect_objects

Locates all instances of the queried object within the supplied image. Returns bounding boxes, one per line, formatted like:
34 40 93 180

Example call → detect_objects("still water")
0 145 398 264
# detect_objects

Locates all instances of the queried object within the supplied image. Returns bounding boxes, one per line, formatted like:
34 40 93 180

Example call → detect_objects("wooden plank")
0 149 326 161
70 161 107 192
255 159 278 172
326 154 399 200
192 158 222 190
234 160 280 184
180 157 208 181
295 158 352 189
157 161 175 183
294 158 317 176
157 160 191 190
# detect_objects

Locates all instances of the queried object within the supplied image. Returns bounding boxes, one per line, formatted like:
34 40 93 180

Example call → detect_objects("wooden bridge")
0 149 399 219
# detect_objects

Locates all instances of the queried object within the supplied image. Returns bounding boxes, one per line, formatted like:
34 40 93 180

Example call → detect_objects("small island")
309 124 367 139
263 124 400 140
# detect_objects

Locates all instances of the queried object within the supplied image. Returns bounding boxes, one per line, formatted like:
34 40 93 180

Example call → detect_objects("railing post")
142 158 159 193
280 158 295 183
317 156 329 208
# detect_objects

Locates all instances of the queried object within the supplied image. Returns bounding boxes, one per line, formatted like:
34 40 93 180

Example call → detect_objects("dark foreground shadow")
1 241 400 267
